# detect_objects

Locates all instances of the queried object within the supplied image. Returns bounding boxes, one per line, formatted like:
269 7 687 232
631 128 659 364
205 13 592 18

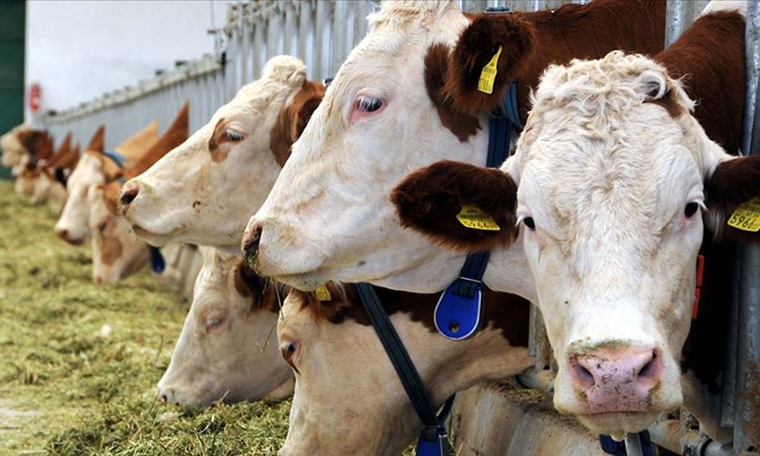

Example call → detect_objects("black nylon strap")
355 282 452 442
450 250 490 298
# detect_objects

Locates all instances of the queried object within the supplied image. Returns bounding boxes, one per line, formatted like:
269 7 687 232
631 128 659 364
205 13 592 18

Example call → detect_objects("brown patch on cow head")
234 260 284 314
86 125 106 153
269 80 326 167
706 154 760 243
19 130 54 161
444 13 535 114
644 80 687 119
208 118 229 163
424 44 481 142
99 215 124 266
123 101 190 180
392 160 520 253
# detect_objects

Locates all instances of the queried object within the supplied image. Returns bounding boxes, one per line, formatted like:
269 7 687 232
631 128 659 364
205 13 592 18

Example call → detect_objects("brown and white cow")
0 124 31 171
30 133 81 215
54 120 159 245
277 284 532 455
87 103 189 283
10 129 55 197
242 0 665 295
157 246 293 406
119 55 325 251
390 6 755 440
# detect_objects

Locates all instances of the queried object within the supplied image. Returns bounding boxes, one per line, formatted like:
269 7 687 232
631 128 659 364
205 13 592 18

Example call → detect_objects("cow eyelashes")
225 129 246 143
356 96 382 113
205 318 223 331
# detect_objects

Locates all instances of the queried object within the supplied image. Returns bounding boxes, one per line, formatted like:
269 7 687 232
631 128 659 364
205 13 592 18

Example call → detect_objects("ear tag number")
315 285 332 301
456 205 501 231
727 196 760 232
477 45 502 94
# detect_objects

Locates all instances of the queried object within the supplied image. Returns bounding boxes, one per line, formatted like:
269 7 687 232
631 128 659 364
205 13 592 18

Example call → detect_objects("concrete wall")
25 0 228 124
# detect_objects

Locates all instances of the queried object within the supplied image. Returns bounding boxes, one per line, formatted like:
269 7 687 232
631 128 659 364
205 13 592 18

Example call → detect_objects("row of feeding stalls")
36 1 760 455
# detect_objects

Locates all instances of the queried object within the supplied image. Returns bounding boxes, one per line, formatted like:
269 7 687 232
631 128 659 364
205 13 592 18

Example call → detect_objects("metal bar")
733 0 760 452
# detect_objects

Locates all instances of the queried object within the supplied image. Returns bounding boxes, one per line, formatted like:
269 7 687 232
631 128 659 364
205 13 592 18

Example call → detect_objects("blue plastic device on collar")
434 81 521 341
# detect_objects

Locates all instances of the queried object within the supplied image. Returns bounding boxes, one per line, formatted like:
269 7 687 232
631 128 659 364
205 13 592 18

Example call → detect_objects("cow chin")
129 224 178 248
574 412 662 441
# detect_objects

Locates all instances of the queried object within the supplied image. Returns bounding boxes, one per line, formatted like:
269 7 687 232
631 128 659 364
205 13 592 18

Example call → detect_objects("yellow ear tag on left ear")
727 196 760 232
477 45 503 94
456 205 501 231
315 285 332 301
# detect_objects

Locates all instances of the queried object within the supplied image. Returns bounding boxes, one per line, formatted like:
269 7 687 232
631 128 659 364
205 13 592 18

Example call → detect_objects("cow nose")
120 185 139 207
55 228 69 242
156 387 174 404
242 225 262 258
569 347 662 413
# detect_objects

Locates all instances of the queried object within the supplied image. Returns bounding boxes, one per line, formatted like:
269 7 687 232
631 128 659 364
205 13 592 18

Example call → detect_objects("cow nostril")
120 187 139 207
569 357 596 389
243 226 262 257
157 393 168 403
637 351 657 380
55 229 69 241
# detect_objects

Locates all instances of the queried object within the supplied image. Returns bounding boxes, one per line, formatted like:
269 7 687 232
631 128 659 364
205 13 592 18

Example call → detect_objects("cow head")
392 51 760 437
0 124 31 168
55 125 107 245
88 182 150 283
85 105 190 283
277 284 532 455
158 247 293 406
119 55 324 250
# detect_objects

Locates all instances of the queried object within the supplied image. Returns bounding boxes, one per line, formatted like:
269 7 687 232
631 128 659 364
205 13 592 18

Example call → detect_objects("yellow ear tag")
727 196 760 232
477 45 503 94
315 285 332 301
456 205 501 231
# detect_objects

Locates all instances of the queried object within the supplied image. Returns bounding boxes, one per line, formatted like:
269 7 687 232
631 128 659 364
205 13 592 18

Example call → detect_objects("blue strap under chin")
599 431 655 456
103 149 127 185
150 246 165 274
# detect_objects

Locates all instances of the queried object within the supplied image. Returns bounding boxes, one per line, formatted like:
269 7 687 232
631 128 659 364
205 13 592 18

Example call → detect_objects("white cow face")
391 50 760 438
0 124 30 168
120 55 324 251
277 285 533 456
243 2 492 293
55 152 106 245
87 183 149 283
158 247 293 406
507 53 718 437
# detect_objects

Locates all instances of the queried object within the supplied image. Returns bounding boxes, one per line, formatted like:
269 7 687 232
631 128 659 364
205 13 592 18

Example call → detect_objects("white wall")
25 0 229 123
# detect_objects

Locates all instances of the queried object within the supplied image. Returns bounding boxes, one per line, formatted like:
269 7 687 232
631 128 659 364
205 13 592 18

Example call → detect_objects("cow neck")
434 80 522 341
355 283 454 456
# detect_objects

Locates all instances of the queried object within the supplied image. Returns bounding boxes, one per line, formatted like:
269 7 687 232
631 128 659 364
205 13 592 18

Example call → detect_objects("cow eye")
523 217 536 230
357 96 382 113
225 129 246 142
684 202 700 218
205 318 223 331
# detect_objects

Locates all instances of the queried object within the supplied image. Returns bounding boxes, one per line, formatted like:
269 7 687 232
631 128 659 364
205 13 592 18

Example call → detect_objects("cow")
241 0 666 295
87 102 189 284
119 55 325 251
157 246 294 407
10 129 55 197
0 124 31 170
1 125 54 180
389 4 754 441
277 283 533 455
30 133 81 215
54 119 159 245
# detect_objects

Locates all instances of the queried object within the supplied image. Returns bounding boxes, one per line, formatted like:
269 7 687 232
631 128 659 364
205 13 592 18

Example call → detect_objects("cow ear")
706 154 760 242
234 260 282 313
87 125 105 152
391 160 520 252
291 81 326 140
445 13 535 114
